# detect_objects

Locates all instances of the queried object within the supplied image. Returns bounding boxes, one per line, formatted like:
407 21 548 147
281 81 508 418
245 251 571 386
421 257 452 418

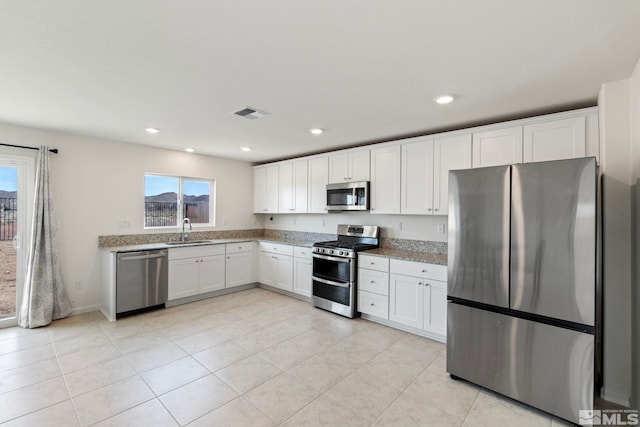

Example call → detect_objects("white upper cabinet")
401 138 434 215
370 145 401 214
433 134 472 215
252 107 598 217
328 148 370 183
307 156 329 213
400 134 471 216
472 126 523 167
253 165 279 213
279 159 308 214
523 116 586 163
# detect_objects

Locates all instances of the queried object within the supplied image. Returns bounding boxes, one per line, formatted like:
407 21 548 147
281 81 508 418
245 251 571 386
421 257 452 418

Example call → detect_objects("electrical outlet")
223 218 228 226
395 221 402 231
119 219 131 229
74 280 84 290
437 223 446 234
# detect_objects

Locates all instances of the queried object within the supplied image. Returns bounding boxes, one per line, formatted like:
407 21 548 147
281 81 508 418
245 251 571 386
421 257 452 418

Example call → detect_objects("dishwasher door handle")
119 252 167 261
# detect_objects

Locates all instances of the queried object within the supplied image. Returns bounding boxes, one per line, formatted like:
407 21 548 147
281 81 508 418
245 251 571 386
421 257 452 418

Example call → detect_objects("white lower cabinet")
225 242 255 288
389 273 423 328
168 245 226 300
293 246 312 297
423 279 447 337
259 242 294 292
357 254 389 319
358 290 388 319
388 259 447 339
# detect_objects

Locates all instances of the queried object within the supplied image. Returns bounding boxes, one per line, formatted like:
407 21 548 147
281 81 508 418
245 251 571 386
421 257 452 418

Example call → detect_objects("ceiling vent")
233 107 270 120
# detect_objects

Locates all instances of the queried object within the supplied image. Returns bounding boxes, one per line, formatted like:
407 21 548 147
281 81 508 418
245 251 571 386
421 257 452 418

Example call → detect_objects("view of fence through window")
0 166 17 319
144 175 211 227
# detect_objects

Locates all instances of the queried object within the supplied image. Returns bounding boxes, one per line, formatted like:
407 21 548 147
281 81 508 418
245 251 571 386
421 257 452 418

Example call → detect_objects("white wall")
629 57 640 411
263 213 448 242
0 122 256 314
598 74 635 407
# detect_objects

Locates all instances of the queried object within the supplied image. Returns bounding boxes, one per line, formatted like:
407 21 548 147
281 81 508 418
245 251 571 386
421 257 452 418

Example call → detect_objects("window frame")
143 173 216 229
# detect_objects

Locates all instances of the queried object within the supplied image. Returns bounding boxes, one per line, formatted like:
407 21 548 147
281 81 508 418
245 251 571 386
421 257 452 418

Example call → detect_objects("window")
144 174 214 228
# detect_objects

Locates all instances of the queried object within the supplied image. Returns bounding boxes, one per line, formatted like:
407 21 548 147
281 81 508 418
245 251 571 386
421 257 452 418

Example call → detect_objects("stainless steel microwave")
326 181 369 211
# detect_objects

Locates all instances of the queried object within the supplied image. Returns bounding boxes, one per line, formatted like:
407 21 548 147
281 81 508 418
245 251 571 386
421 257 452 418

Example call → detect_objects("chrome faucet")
182 218 192 242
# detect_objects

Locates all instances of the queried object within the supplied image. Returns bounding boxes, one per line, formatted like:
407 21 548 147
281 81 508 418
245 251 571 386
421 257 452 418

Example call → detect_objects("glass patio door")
0 154 34 328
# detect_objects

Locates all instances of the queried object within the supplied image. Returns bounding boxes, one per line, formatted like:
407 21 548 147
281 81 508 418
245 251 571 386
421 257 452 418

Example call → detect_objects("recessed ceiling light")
185 148 195 153
145 127 160 134
310 128 323 135
434 95 455 105
241 146 252 152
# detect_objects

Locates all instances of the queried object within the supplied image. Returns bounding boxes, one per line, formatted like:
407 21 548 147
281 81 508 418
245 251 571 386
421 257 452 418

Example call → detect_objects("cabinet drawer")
358 291 389 319
358 268 389 295
225 241 255 254
294 246 312 259
169 244 225 260
390 259 446 281
358 254 389 272
259 242 294 256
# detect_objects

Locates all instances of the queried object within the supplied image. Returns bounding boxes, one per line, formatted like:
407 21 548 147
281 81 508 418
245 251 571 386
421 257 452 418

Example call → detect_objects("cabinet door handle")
434 208 439 212
418 282 423 286
422 269 427 273
427 208 432 212
370 303 375 306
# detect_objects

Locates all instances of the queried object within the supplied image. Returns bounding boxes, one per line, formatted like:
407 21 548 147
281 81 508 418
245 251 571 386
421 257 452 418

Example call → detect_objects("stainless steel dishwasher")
116 249 168 317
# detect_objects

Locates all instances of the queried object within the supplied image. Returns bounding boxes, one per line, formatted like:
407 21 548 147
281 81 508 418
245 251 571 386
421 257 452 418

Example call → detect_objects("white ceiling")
1 1 640 163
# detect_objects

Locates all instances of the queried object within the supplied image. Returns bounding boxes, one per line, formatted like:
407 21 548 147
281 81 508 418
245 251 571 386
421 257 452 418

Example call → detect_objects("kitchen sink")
164 240 212 246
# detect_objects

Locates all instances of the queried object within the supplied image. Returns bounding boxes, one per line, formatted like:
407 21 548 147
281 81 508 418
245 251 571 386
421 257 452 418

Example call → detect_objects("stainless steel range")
311 224 379 318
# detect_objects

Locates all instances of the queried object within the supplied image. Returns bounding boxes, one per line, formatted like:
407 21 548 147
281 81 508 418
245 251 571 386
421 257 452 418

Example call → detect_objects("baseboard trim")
600 387 631 407
71 304 100 316
165 283 258 308
360 313 446 344
256 283 311 303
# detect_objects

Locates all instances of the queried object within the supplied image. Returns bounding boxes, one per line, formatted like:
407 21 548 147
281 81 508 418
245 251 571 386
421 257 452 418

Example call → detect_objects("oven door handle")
312 253 352 263
312 276 351 288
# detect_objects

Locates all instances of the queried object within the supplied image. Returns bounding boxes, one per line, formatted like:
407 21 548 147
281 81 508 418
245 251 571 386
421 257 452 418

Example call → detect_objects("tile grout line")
49 326 83 427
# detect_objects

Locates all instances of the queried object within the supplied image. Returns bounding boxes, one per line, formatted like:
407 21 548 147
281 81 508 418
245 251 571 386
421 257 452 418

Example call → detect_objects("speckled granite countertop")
362 248 448 265
104 237 316 253
257 237 316 248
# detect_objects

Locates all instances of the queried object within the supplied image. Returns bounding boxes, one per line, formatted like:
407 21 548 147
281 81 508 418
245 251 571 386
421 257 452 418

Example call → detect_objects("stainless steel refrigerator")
447 157 597 425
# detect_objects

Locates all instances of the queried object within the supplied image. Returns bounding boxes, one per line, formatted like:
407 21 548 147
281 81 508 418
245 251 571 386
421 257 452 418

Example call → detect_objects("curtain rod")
0 143 58 154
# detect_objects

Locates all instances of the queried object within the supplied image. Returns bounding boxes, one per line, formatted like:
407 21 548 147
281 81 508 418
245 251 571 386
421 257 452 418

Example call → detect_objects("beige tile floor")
0 288 573 426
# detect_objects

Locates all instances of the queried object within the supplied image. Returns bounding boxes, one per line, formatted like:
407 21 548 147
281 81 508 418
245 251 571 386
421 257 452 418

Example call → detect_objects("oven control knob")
340 251 346 256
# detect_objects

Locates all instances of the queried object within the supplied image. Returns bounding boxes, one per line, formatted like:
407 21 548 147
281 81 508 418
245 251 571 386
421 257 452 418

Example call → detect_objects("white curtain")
18 146 71 328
